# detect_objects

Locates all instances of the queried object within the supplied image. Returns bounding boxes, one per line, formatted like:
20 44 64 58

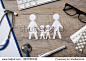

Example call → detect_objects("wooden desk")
3 0 86 57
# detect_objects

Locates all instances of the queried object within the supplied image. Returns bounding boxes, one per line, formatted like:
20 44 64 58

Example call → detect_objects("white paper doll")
45 25 51 39
39 25 45 39
50 13 63 39
27 14 40 39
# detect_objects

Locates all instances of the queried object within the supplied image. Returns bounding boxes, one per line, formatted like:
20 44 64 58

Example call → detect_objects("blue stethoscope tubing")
0 39 9 50
0 10 16 50
26 51 29 57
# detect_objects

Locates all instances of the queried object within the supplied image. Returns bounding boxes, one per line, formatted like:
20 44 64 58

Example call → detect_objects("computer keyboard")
16 0 58 10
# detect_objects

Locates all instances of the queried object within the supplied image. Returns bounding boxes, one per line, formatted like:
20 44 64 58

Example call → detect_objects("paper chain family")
27 14 63 40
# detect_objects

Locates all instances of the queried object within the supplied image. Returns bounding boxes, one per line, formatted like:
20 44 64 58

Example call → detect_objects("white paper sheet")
0 0 22 57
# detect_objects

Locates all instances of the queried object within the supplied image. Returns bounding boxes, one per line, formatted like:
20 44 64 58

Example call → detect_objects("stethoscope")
0 9 32 57
0 9 18 50
21 43 32 57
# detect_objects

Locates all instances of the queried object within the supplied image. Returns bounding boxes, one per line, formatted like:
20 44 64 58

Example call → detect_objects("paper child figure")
45 25 51 39
27 14 40 39
50 13 63 39
39 25 45 39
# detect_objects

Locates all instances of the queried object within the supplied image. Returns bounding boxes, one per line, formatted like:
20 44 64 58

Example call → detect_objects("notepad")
0 0 22 57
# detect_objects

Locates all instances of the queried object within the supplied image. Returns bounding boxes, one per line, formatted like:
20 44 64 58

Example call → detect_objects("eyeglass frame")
63 3 86 23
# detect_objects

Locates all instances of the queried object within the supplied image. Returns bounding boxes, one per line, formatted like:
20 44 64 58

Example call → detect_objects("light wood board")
2 0 86 57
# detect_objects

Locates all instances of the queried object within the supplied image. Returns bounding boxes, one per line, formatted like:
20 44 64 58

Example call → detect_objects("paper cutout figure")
50 13 63 39
27 14 40 39
39 25 45 39
27 13 63 40
45 25 51 39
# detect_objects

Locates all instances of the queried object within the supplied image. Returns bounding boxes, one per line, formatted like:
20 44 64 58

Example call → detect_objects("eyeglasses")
63 3 86 23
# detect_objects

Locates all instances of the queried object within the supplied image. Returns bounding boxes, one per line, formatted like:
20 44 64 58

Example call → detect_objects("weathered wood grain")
2 0 86 57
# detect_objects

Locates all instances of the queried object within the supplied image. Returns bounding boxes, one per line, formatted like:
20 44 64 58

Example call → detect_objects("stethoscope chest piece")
21 43 32 57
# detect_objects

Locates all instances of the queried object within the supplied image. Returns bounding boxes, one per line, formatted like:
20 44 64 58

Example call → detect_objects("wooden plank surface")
2 0 86 57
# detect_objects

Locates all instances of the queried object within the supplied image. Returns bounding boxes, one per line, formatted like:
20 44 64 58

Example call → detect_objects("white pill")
77 43 80 46
81 46 84 48
79 46 81 49
75 47 78 49
80 49 83 52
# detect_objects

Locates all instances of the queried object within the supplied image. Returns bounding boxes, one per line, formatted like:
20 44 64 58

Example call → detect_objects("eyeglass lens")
79 14 86 23
64 5 77 16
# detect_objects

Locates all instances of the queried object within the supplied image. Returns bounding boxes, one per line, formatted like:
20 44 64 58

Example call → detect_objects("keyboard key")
18 0 23 4
25 3 30 8
27 0 32 2
30 1 36 6
23 0 27 3
37 0 51 5
19 4 25 9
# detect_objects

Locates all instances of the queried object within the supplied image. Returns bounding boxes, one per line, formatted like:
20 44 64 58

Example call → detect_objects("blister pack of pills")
70 25 86 53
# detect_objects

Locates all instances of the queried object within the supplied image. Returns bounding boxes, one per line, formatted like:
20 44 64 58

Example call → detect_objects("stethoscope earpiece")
3 9 18 16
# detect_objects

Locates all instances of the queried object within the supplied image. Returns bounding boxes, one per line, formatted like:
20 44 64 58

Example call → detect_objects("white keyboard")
16 0 58 10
